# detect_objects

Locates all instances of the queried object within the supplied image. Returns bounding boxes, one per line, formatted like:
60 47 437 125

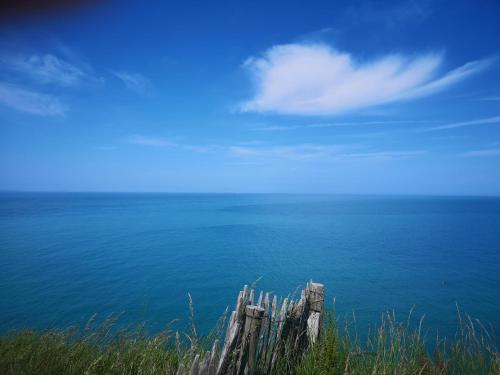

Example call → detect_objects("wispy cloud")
0 52 101 87
339 150 426 161
0 82 66 115
229 144 345 160
229 143 425 161
253 120 433 131
110 71 152 95
423 115 500 131
241 43 491 116
253 125 302 131
459 148 500 157
182 144 222 153
123 133 426 162
0 46 101 116
127 134 175 147
126 136 220 152
306 120 422 128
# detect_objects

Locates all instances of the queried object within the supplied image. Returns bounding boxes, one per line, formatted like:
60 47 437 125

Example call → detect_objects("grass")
0 315 180 375
292 310 499 375
1 308 498 374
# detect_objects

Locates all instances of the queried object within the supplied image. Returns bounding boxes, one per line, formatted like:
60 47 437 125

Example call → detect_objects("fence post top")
309 282 324 293
245 305 265 318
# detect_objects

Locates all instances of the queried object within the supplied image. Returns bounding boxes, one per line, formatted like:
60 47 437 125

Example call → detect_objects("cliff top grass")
1 307 498 375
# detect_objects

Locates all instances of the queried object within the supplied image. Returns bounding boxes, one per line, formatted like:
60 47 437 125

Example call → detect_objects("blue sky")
0 0 499 195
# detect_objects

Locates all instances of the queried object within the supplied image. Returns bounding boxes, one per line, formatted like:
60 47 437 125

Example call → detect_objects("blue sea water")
1 192 499 342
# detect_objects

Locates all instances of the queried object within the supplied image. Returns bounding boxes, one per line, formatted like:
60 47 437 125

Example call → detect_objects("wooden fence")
176 281 324 375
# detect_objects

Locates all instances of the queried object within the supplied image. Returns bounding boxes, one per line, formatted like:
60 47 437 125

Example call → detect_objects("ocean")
1 192 499 341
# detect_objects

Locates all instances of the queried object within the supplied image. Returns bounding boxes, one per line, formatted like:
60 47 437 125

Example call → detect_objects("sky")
0 0 500 195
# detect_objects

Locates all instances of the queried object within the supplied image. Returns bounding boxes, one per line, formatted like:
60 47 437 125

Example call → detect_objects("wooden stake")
257 291 263 307
264 295 278 366
199 354 210 375
270 298 288 372
258 292 270 362
307 282 324 344
216 311 240 375
189 354 200 375
208 339 219 375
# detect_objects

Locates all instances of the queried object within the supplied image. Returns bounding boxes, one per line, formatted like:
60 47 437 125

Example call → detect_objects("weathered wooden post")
205 281 324 375
257 292 270 360
306 282 324 344
208 339 219 375
263 295 278 367
236 305 264 375
216 311 240 375
292 288 308 351
217 285 253 375
257 291 263 307
189 354 200 375
246 305 265 375
269 298 289 372
199 355 210 375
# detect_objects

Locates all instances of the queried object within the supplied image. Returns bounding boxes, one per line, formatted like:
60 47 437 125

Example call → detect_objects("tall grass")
293 309 499 375
0 314 181 375
1 308 498 374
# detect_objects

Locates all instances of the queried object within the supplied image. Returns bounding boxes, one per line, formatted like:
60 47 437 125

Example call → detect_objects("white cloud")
127 134 175 147
126 135 220 151
253 125 302 131
0 53 101 87
0 47 102 115
406 59 492 98
229 144 344 160
459 148 500 157
123 134 425 162
338 150 426 161
241 43 490 116
253 120 433 131
110 71 152 95
424 115 500 131
0 82 66 115
229 143 424 161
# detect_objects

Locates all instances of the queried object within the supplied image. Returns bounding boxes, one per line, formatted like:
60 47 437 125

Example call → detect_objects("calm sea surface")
1 193 499 340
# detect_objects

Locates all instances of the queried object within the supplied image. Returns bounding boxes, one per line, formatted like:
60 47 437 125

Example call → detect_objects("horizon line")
1 190 499 198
